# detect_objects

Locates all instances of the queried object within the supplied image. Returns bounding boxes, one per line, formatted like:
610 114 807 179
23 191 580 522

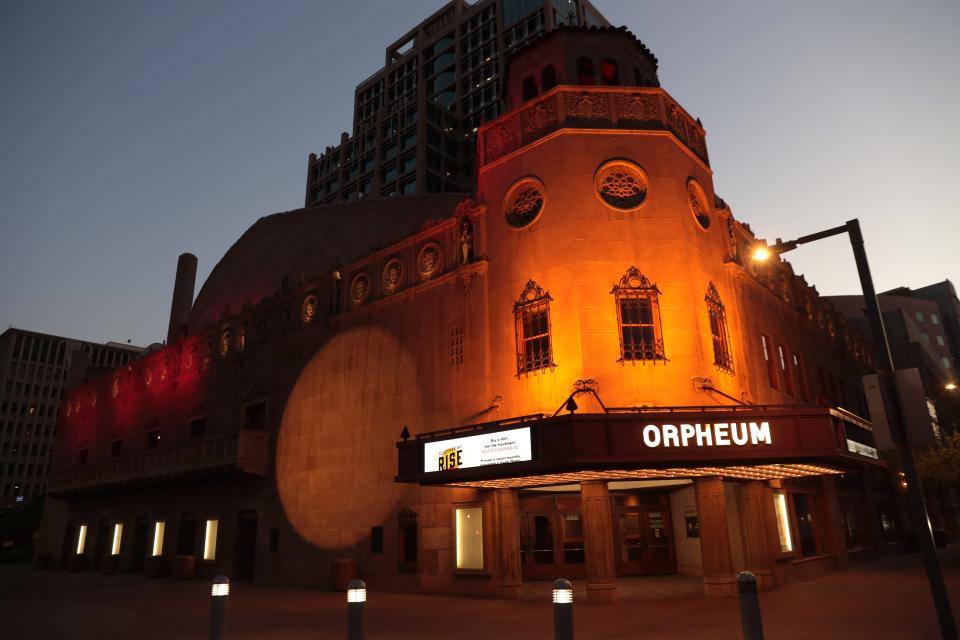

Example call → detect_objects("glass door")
617 508 646 574
560 511 585 578
615 505 675 575
642 508 674 574
522 512 558 580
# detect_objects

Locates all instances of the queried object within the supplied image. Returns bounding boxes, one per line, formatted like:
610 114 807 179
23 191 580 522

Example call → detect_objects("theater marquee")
397 407 884 486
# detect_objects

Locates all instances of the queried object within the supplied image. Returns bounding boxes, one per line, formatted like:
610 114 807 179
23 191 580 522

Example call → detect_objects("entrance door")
615 505 674 575
521 512 557 580
233 513 257 581
94 520 111 571
62 521 77 565
520 510 586 580
130 518 149 574
558 511 585 578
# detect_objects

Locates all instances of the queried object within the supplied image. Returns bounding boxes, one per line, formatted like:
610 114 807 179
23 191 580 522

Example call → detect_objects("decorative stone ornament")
350 273 371 305
185 345 197 371
503 177 546 228
687 178 710 230
382 259 404 294
219 331 231 356
417 243 442 279
301 294 319 323
595 160 649 211
458 219 474 264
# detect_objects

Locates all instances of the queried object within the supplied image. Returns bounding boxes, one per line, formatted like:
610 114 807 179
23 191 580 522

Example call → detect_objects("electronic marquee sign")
424 427 533 473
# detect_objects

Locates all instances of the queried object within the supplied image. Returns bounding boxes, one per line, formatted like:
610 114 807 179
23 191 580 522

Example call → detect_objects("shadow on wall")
275 324 427 553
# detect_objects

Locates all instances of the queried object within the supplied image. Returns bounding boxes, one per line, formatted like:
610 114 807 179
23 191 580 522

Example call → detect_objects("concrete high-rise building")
0 329 143 505
303 0 624 206
830 281 960 438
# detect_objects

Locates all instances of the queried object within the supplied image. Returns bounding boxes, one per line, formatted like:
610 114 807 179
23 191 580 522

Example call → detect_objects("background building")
304 0 615 205
0 328 142 505
830 283 960 439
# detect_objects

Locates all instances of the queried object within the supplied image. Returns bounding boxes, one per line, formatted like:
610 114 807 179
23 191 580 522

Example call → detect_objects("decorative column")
495 489 523 599
860 471 884 550
820 476 850 568
694 477 736 596
580 480 618 603
736 481 776 589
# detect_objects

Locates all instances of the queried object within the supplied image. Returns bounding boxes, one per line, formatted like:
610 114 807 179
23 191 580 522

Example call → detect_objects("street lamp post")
753 218 957 639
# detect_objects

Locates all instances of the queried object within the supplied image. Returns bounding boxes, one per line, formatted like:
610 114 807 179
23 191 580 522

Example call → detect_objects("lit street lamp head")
751 245 772 262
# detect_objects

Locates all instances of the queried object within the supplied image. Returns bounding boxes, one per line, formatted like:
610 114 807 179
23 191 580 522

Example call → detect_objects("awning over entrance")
395 406 883 489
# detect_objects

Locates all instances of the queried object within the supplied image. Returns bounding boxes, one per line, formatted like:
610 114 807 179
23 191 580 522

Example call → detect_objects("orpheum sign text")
641 422 772 448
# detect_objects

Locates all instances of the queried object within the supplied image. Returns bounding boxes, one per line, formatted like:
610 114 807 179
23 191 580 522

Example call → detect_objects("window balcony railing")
47 430 269 496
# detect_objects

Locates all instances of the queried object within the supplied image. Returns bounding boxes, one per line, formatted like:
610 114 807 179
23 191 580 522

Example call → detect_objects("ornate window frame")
513 279 555 375
706 283 734 374
612 267 666 363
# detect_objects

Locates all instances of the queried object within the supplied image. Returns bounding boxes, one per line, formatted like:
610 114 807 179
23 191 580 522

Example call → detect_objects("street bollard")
552 578 574 640
347 579 366 640
737 571 764 640
209 575 230 640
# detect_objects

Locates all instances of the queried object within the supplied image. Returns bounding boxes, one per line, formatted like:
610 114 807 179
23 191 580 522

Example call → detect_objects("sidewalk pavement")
3 549 960 639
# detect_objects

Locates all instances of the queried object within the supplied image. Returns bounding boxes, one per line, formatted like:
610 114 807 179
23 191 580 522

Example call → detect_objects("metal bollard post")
737 571 764 640
552 578 574 640
347 579 366 640
209 575 230 640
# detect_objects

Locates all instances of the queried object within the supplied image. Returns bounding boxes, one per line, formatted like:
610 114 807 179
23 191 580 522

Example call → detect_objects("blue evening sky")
1 0 957 346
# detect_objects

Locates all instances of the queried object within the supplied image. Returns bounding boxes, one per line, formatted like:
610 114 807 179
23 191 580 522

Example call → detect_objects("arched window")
576 57 594 85
706 283 733 373
612 267 665 362
522 76 538 102
541 65 557 91
600 58 619 86
514 280 554 374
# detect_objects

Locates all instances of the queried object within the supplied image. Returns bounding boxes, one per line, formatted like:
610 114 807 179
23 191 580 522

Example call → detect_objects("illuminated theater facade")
38 24 900 600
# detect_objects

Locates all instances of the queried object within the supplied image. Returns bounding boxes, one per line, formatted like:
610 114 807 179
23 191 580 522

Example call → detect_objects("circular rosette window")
382 258 404 294
503 177 545 229
594 159 649 211
687 178 711 230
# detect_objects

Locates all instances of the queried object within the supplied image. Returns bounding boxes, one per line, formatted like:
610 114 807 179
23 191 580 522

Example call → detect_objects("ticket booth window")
111 523 124 556
152 521 165 557
454 506 484 570
203 519 219 561
773 493 793 553
76 524 88 555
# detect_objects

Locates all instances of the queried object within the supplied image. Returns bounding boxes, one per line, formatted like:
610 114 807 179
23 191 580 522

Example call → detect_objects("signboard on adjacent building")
423 427 532 473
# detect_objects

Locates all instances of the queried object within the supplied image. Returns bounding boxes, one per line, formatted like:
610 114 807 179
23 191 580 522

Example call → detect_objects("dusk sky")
1 0 957 347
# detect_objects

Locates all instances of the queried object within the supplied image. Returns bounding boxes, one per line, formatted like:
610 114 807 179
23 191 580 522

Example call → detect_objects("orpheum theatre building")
37 18 903 601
